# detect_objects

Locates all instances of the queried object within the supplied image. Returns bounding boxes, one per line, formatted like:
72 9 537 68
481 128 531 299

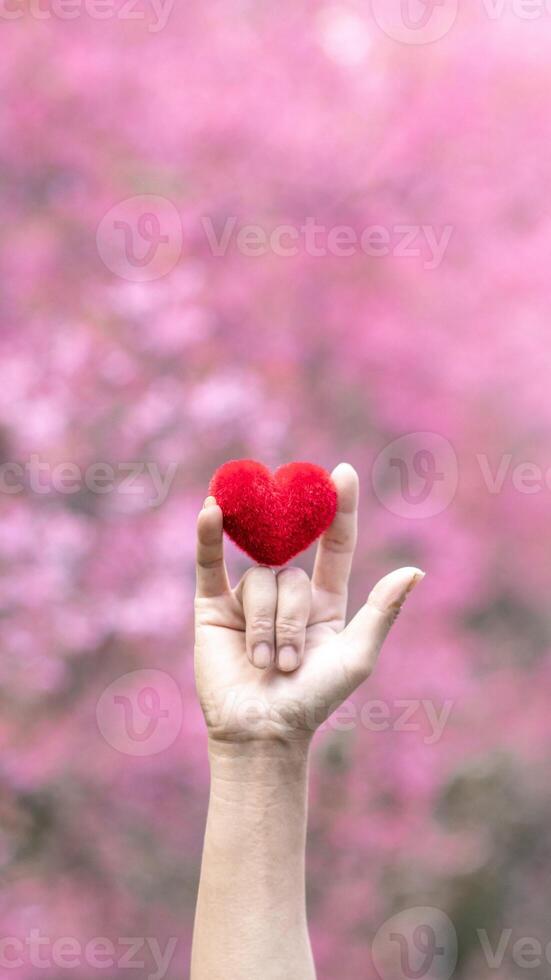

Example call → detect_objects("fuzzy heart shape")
209 459 338 566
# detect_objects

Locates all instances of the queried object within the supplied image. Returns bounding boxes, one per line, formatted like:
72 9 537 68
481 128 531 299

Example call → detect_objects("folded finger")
275 567 311 673
240 566 278 669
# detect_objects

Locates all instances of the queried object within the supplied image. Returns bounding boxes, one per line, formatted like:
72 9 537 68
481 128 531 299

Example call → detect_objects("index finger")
195 496 231 598
312 463 359 597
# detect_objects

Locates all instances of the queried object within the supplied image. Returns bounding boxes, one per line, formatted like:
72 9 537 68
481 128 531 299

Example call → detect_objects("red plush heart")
209 460 338 566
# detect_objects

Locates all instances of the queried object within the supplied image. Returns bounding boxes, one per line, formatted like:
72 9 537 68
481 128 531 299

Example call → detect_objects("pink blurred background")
1 2 551 977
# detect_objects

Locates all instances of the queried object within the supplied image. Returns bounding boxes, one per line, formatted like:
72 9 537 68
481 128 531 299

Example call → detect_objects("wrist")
207 737 311 793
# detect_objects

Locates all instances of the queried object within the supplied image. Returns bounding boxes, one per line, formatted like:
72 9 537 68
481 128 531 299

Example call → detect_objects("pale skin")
191 463 424 980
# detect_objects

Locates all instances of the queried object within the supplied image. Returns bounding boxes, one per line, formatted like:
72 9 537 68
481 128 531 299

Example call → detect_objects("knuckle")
243 566 275 595
321 516 356 553
245 565 274 583
323 529 354 553
197 555 223 571
248 615 274 636
278 566 309 587
275 615 305 641
366 597 398 630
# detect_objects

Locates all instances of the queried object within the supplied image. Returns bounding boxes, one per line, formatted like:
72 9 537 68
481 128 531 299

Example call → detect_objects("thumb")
340 567 425 685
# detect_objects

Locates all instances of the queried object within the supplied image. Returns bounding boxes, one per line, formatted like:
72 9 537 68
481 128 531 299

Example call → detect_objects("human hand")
194 463 424 744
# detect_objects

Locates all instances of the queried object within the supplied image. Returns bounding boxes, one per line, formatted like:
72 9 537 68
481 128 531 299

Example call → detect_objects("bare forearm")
191 469 422 977
191 739 316 980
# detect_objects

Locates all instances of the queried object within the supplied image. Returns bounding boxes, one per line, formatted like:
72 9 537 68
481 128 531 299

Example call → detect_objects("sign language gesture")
194 463 424 743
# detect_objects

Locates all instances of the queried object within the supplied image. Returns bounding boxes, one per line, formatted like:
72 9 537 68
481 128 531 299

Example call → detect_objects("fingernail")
369 567 425 613
203 495 217 509
278 646 299 672
252 643 272 668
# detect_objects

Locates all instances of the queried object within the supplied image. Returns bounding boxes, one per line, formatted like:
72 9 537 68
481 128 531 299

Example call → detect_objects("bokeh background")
2 1 551 977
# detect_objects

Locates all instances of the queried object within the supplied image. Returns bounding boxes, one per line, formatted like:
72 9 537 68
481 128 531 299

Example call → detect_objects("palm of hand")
195 589 352 742
194 464 423 744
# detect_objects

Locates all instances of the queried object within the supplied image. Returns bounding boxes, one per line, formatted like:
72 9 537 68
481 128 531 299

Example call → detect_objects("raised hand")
194 463 424 743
